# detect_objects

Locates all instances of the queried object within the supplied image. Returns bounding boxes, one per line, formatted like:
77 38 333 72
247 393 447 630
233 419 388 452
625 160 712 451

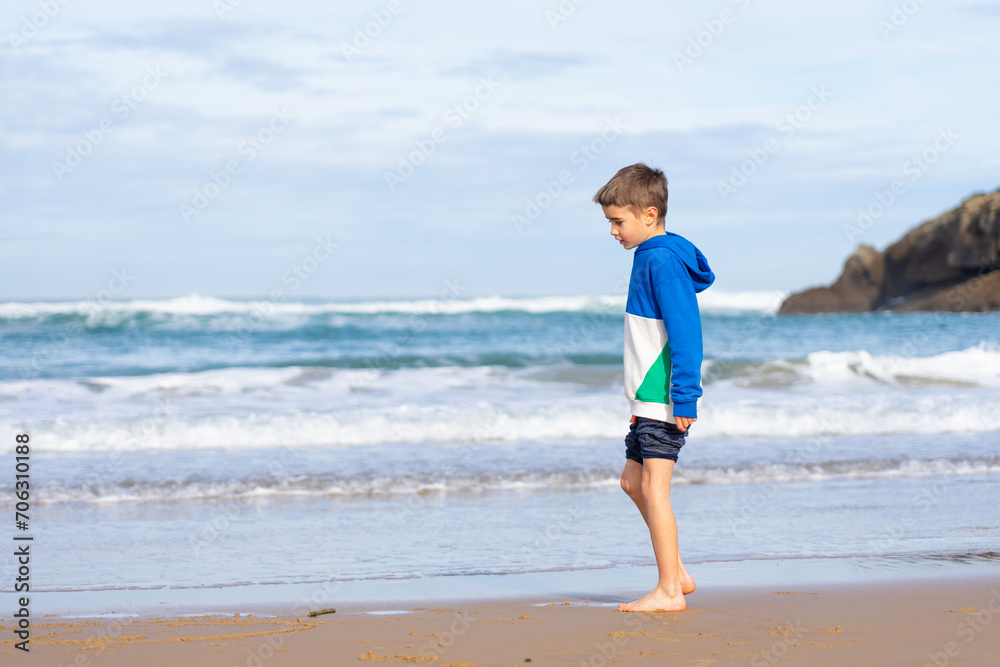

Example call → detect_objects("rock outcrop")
779 189 1000 314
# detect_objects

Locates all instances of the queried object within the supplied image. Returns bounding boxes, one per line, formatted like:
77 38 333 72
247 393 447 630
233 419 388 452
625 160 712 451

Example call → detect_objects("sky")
2 0 999 301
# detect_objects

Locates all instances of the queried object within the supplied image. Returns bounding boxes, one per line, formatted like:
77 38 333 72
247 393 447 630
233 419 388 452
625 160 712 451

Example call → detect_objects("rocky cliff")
779 189 1000 314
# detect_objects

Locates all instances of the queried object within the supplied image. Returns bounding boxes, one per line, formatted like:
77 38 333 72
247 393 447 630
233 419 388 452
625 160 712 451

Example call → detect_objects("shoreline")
9 553 1000 618
4 564 998 665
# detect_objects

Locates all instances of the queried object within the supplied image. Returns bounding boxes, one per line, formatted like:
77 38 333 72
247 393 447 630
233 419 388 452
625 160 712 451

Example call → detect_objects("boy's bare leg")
618 458 686 612
620 459 695 595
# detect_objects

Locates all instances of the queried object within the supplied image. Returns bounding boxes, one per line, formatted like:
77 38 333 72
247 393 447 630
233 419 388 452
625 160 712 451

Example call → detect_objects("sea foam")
0 289 782 320
10 456 997 506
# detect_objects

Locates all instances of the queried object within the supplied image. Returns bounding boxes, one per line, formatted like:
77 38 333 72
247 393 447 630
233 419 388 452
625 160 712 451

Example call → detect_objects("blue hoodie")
624 233 715 422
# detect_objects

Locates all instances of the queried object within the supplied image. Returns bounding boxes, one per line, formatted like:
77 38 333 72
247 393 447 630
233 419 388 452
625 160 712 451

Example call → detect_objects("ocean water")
1 293 998 598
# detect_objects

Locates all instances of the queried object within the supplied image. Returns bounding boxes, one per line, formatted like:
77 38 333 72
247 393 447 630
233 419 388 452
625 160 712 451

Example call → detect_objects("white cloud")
0 0 997 298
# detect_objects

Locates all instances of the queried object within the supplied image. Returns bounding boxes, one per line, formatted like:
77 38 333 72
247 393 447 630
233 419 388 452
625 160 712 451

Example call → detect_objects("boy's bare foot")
617 586 686 612
680 570 696 595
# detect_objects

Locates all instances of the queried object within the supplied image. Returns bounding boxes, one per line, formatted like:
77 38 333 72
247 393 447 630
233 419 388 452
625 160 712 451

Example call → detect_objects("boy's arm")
652 272 704 420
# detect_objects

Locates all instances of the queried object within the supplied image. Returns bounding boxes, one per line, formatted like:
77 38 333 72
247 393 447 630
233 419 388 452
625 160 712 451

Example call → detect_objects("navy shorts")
624 417 688 463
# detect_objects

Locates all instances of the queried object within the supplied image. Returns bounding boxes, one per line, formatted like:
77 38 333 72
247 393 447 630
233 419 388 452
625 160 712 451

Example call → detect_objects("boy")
593 163 714 612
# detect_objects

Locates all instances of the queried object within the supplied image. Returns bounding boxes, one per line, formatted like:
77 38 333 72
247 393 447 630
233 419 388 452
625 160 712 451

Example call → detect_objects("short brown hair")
593 163 668 224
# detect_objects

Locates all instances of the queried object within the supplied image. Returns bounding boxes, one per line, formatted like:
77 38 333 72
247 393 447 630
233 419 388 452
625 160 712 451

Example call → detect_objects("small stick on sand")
308 608 337 617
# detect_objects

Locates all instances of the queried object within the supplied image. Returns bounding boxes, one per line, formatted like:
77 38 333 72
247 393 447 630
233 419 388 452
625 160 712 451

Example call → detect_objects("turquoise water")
1 295 998 594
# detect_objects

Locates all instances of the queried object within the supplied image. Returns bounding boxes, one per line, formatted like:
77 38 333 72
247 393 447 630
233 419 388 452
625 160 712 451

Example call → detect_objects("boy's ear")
643 206 659 224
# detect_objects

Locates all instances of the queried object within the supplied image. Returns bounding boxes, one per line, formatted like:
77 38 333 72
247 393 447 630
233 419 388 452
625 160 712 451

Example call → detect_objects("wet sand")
4 573 998 666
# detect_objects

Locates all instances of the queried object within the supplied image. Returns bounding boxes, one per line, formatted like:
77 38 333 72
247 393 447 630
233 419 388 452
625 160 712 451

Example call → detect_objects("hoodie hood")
635 233 715 293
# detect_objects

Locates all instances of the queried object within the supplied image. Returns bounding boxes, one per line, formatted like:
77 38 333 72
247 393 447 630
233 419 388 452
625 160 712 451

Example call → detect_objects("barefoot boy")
593 164 714 612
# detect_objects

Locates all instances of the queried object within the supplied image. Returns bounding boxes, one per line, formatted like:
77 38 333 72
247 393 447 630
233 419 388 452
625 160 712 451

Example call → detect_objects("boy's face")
603 204 661 250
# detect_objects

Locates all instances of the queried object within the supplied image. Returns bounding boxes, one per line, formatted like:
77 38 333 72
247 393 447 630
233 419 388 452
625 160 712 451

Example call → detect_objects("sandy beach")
6 571 998 666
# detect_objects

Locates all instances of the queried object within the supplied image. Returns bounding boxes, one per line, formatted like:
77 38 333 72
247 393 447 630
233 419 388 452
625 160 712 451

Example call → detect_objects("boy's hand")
675 416 696 431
